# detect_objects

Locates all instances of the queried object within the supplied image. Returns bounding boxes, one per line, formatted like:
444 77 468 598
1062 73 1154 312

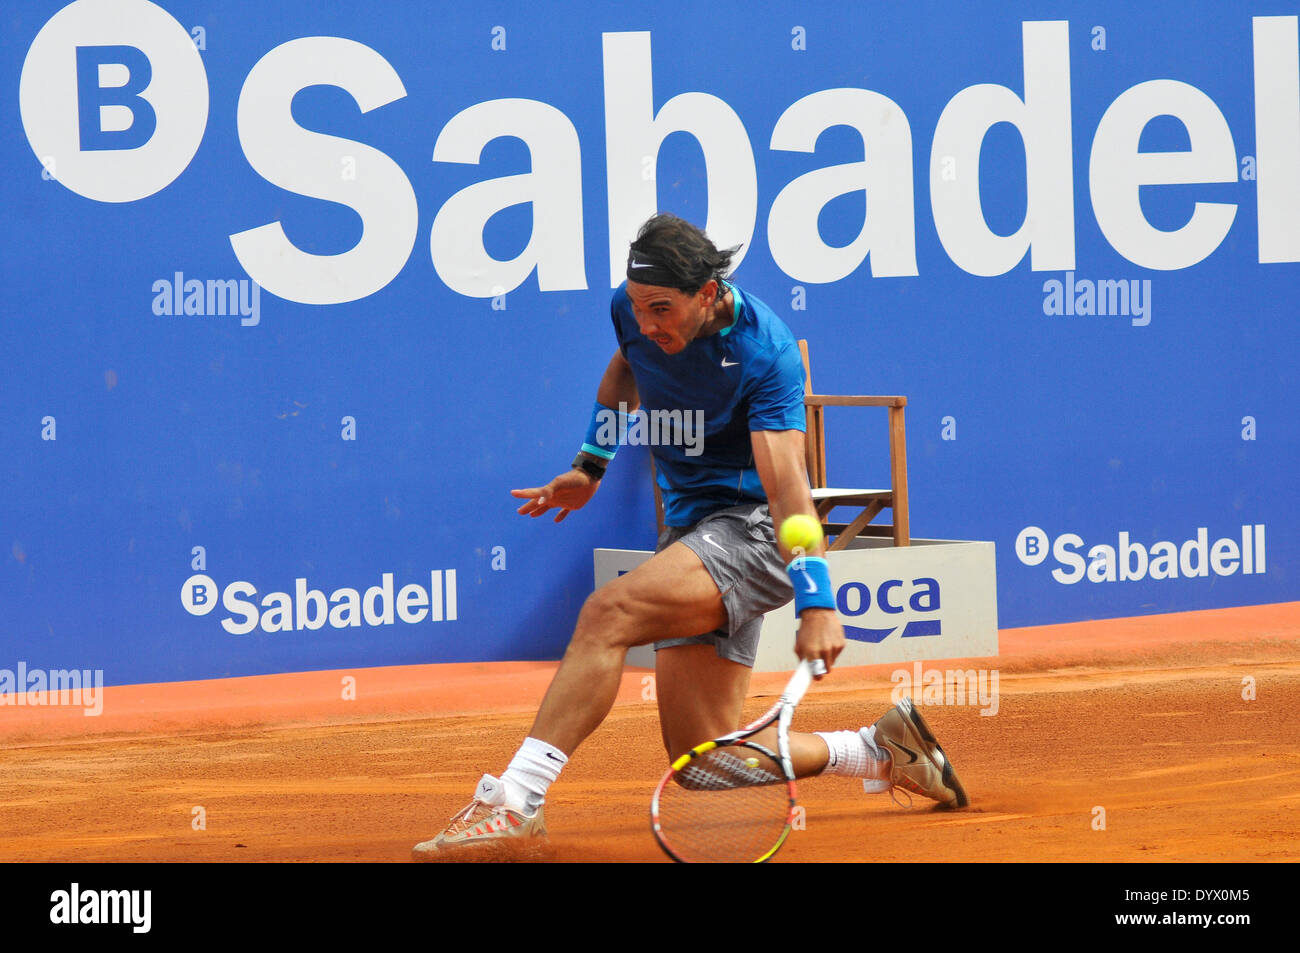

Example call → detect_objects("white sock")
816 729 892 793
500 737 568 815
860 725 889 760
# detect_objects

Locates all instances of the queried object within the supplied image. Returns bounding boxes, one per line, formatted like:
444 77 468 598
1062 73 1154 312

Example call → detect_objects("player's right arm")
511 351 639 522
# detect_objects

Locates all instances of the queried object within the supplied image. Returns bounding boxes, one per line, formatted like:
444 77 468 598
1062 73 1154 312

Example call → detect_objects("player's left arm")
751 429 844 672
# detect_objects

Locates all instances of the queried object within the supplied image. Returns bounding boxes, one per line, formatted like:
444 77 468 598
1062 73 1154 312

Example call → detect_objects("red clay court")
1 601 1295 863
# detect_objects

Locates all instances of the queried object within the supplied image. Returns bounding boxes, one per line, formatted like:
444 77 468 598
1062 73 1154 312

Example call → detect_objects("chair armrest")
805 395 907 408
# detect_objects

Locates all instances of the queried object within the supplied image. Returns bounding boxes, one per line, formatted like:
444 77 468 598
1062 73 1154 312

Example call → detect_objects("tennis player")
414 214 967 856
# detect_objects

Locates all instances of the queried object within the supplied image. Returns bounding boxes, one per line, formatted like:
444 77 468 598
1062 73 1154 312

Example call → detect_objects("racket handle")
782 658 825 707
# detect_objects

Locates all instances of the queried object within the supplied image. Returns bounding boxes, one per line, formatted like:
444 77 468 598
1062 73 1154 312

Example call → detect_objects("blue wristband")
787 556 835 615
580 401 630 461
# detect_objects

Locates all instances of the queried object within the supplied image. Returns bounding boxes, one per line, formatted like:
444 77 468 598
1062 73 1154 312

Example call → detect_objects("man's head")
625 214 740 354
626 213 737 294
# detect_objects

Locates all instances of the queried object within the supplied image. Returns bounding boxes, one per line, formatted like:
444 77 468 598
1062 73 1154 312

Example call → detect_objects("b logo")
19 0 209 202
1015 526 1049 566
181 574 218 616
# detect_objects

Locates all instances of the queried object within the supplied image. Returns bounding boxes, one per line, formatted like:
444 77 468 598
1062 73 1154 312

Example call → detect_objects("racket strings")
655 745 793 863
678 748 782 790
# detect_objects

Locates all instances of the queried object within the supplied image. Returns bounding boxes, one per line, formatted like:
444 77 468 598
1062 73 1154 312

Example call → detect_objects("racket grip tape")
782 659 823 706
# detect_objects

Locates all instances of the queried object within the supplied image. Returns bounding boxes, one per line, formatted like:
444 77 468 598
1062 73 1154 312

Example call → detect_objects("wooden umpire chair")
798 340 910 549
649 340 910 548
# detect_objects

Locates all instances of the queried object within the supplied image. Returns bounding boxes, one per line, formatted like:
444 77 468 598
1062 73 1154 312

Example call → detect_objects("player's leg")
647 504 969 805
526 539 727 754
655 643 839 777
664 694 963 808
650 504 960 802
647 506 876 780
654 643 748 758
676 504 961 800
646 506 875 780
413 540 728 856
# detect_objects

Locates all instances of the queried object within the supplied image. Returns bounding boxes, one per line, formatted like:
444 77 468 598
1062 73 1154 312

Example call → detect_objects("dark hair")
626 213 740 294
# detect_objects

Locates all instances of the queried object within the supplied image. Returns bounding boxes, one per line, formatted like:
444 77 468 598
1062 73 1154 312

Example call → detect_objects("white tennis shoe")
412 774 547 859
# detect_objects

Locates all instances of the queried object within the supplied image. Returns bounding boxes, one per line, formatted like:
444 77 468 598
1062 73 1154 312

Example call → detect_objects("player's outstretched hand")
511 469 599 523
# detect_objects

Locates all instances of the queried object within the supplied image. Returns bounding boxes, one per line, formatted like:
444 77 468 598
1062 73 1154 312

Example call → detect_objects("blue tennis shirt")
610 281 806 527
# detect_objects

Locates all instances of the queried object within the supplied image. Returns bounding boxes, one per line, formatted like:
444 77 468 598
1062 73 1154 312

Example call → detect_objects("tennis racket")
650 657 826 863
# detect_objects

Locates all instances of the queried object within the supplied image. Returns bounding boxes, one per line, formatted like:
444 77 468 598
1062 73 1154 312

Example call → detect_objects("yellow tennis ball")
779 514 823 553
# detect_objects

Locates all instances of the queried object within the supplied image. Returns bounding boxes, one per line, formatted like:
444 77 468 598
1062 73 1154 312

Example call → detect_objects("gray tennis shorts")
653 502 795 667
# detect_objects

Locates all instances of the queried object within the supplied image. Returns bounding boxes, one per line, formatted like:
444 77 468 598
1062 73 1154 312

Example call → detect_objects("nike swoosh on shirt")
720 357 739 367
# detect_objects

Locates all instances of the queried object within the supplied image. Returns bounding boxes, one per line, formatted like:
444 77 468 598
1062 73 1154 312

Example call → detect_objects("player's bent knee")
570 588 642 651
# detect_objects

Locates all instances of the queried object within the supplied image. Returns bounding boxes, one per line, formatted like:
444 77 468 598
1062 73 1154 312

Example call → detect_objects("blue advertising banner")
2 1 1296 686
